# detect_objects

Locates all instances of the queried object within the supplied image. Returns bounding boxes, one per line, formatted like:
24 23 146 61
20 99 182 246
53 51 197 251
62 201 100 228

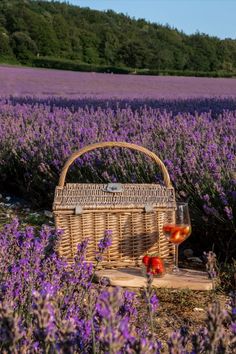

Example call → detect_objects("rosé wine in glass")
163 202 191 273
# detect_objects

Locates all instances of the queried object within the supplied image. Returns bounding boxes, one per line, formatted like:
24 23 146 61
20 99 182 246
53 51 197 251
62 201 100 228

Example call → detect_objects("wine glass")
163 202 191 274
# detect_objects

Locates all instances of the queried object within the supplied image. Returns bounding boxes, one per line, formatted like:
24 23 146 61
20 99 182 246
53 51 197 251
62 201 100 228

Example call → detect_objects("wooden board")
96 267 213 290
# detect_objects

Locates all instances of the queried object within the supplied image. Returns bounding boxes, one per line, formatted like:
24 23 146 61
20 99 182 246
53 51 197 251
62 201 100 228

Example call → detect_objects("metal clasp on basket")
104 183 123 193
144 204 154 213
75 205 83 215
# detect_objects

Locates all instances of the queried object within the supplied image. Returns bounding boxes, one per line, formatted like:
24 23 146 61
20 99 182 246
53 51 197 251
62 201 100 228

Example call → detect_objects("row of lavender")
1 66 236 99
0 219 235 353
0 96 235 258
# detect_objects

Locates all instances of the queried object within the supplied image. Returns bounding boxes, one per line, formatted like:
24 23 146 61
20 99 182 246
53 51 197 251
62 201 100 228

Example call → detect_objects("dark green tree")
52 14 71 55
10 31 38 60
0 30 13 57
117 41 146 68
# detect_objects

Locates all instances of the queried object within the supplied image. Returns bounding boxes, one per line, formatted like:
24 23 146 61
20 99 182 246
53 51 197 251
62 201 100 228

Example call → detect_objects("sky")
60 0 236 39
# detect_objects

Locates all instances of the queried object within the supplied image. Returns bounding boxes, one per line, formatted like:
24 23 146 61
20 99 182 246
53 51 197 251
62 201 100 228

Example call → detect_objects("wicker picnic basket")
53 142 176 268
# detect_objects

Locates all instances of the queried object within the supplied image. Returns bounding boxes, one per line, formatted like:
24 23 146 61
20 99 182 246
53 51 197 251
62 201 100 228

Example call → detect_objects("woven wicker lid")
53 183 175 210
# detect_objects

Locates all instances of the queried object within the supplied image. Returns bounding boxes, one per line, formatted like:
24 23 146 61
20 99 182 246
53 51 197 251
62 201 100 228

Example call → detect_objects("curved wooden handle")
58 141 172 188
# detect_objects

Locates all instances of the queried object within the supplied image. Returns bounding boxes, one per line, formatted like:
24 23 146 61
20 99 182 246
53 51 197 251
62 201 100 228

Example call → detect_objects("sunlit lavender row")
0 96 235 258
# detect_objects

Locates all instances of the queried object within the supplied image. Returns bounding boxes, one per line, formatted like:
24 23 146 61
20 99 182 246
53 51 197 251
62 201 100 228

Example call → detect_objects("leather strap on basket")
58 141 172 188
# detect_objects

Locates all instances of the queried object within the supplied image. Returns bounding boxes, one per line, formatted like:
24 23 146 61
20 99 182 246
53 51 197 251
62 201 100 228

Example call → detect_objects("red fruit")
157 263 164 272
149 256 164 274
150 256 162 268
142 255 150 266
145 256 165 276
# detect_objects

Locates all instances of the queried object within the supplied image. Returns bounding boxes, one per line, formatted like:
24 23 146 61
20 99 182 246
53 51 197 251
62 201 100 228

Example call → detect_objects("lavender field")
0 67 235 257
1 65 236 99
0 65 235 353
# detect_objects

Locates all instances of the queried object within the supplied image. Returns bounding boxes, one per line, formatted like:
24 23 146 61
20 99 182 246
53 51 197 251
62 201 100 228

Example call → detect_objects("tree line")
0 0 236 76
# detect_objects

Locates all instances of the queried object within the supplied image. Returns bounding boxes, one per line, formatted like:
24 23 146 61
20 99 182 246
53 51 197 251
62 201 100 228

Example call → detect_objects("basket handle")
58 141 172 188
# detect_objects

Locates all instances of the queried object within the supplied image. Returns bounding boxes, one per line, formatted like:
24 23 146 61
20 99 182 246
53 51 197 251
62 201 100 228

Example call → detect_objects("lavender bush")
0 96 235 258
0 219 235 353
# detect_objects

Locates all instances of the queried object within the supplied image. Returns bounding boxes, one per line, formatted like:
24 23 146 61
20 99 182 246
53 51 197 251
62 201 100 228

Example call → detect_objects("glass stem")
174 244 179 270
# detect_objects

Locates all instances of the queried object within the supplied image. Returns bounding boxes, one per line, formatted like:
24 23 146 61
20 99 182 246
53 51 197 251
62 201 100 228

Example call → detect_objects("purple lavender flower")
118 290 138 319
150 294 159 312
77 238 90 255
95 230 112 262
98 230 112 251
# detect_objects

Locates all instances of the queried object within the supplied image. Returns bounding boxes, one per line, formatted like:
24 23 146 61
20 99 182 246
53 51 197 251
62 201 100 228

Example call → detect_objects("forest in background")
0 0 236 76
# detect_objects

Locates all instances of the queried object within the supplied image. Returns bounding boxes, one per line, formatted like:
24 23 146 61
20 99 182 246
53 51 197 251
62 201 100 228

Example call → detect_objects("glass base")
171 266 186 275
